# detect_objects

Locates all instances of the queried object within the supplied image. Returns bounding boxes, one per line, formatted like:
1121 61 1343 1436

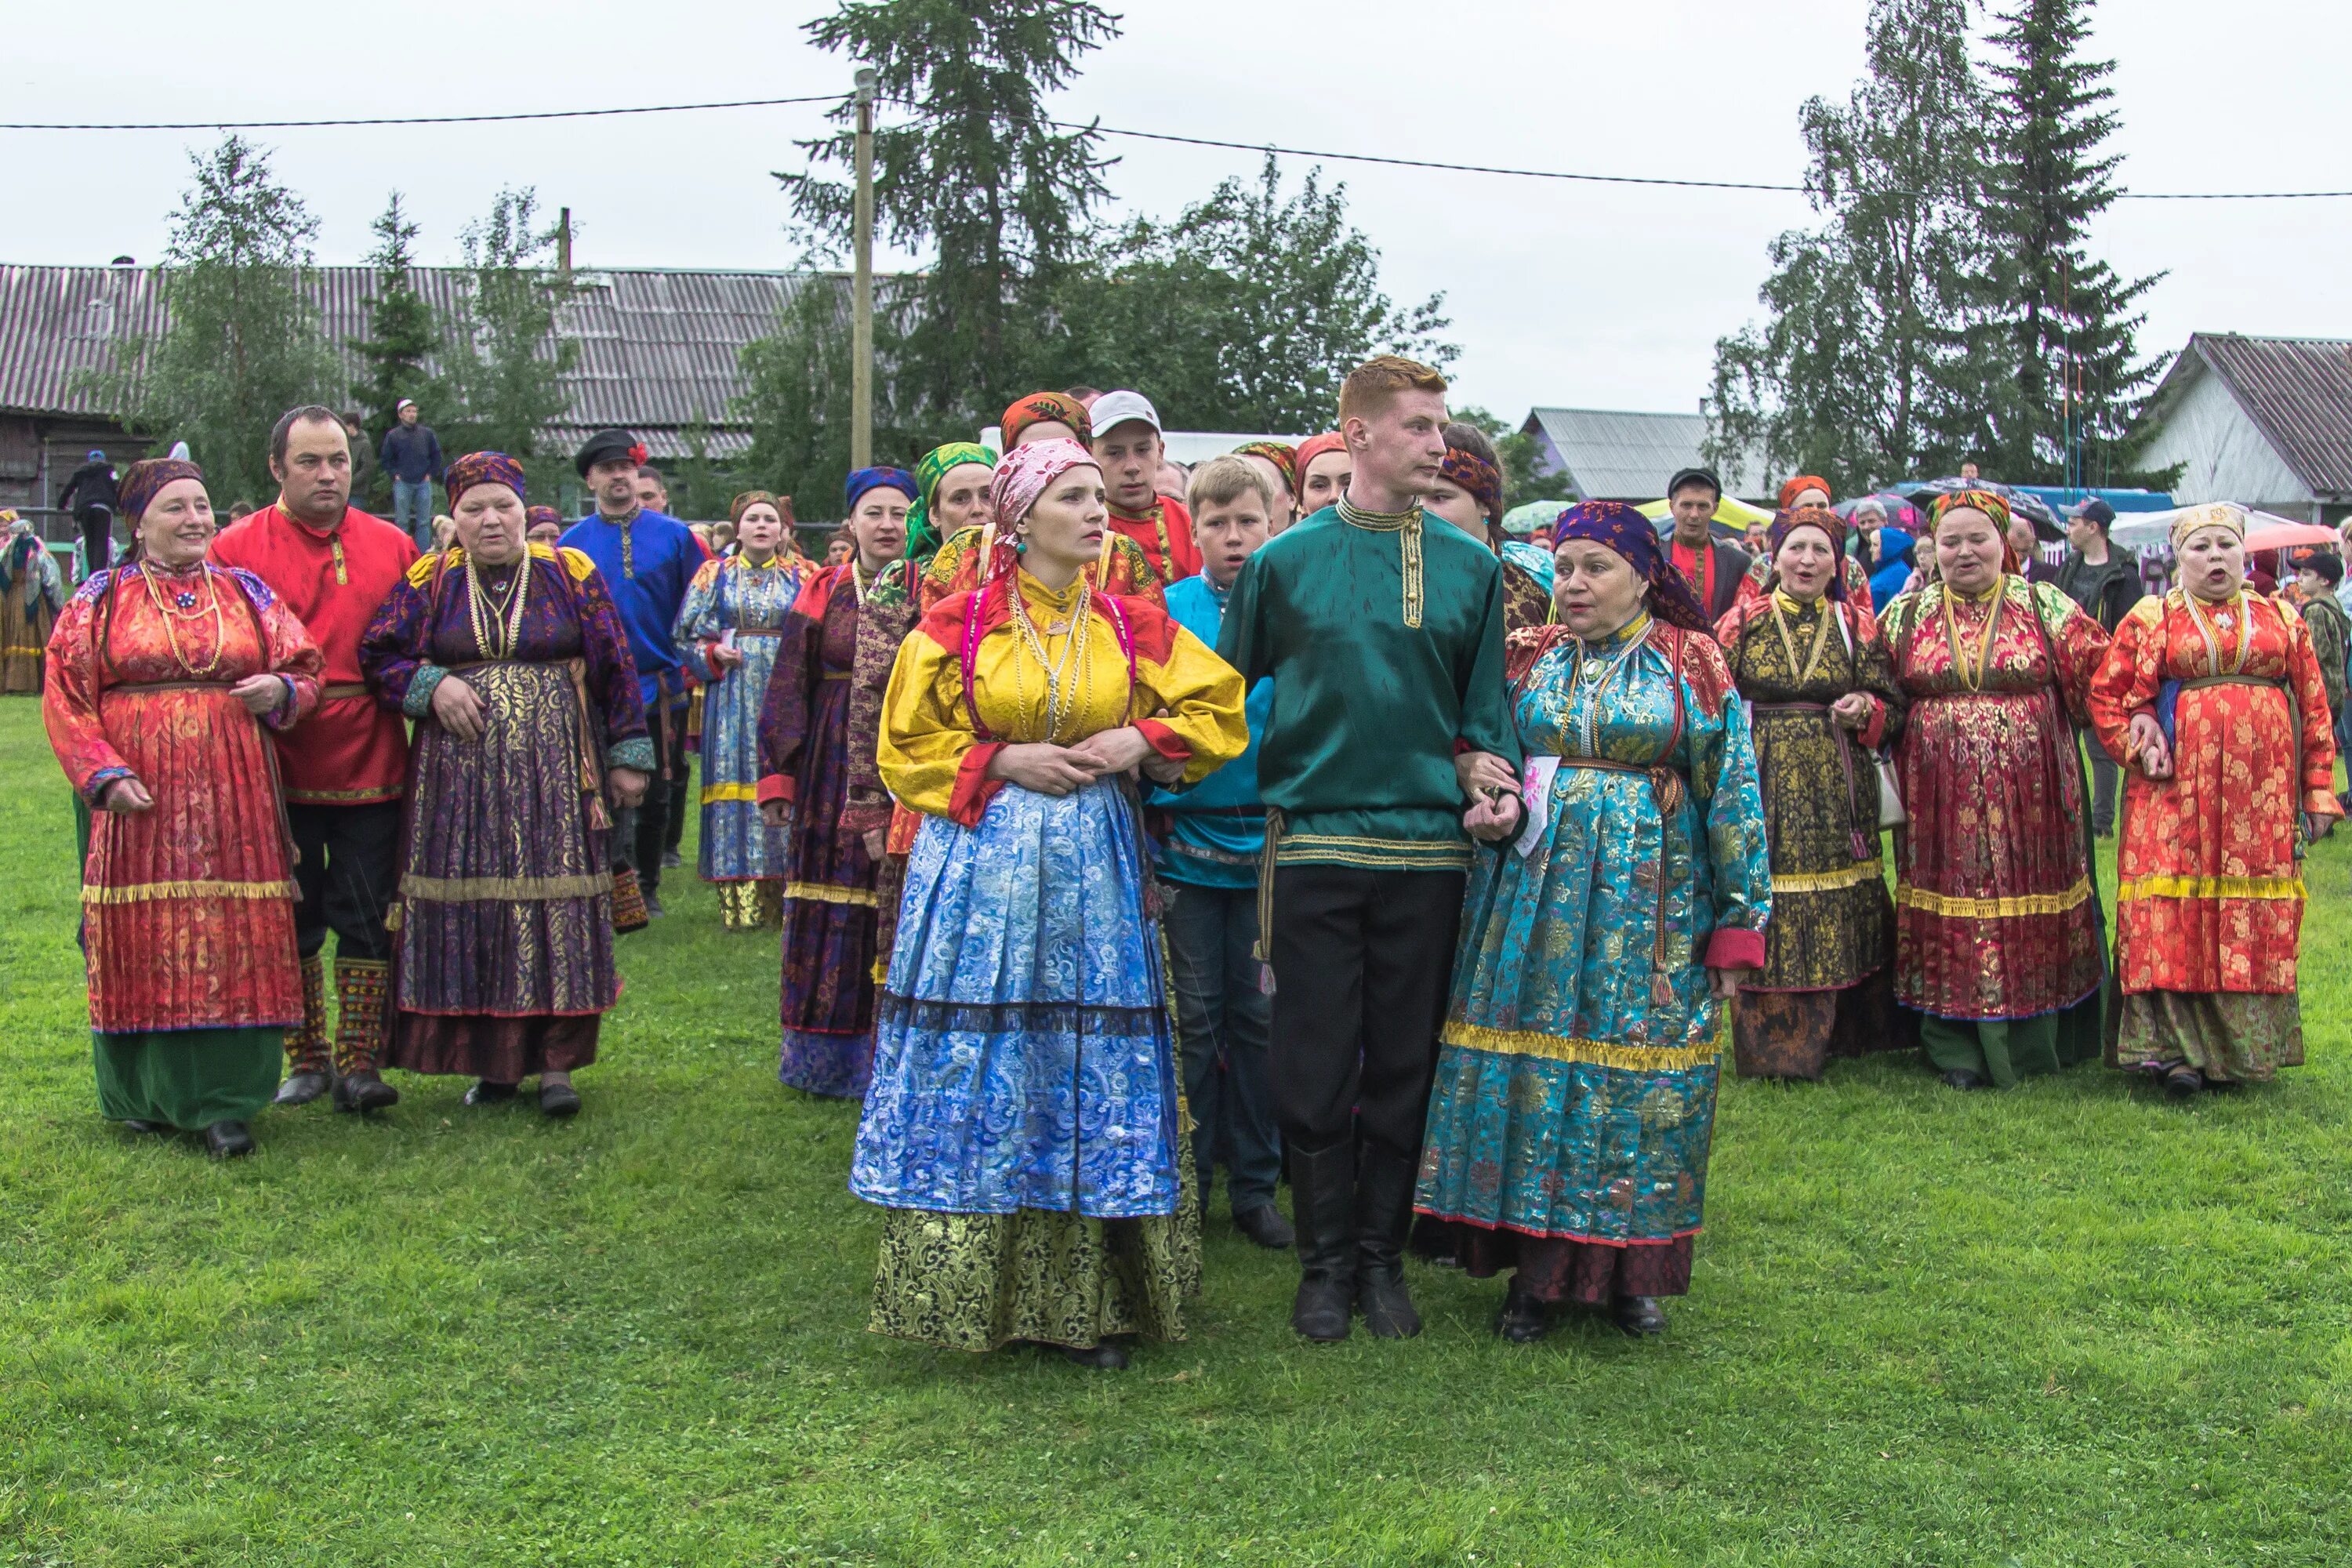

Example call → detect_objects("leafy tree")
772 0 1118 439
1057 156 1456 433
86 134 341 507
437 187 579 501
1705 0 1986 495
739 272 924 518
349 191 446 507
1965 0 2169 487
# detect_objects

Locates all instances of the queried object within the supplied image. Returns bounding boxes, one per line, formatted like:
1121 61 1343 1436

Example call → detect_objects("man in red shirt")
1663 466 1751 622
1089 390 1201 583
212 406 419 1112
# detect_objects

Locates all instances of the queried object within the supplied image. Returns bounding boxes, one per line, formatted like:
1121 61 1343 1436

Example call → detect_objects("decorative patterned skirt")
698 633 790 919
388 659 619 1080
776 674 879 1096
851 779 1192 1349
2 587 51 693
2110 990 2303 1083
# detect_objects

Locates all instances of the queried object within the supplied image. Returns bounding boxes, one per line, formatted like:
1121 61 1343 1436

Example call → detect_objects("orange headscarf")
1777 474 1833 512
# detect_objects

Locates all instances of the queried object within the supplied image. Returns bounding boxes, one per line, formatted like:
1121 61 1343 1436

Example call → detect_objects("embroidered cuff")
84 766 132 808
839 797 895 835
1857 699 1888 752
949 743 1007 828
2303 787 2344 817
756 773 796 806
404 664 449 719
262 675 303 731
1704 927 1768 971
607 735 656 773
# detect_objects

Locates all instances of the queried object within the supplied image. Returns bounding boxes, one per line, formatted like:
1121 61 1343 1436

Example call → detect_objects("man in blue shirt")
377 399 444 551
1149 455 1290 1251
561 427 708 920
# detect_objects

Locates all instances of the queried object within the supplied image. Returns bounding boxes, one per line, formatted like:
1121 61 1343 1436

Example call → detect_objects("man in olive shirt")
1220 355 1523 1344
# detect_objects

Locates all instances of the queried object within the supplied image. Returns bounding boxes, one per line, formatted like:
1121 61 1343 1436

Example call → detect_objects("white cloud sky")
5 0 2347 430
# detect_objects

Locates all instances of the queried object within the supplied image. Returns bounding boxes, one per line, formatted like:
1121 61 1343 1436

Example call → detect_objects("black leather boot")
1354 1141 1423 1339
1494 1283 1552 1343
1288 1141 1356 1342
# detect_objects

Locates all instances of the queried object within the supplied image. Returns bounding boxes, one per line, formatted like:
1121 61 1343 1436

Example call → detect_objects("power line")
5 92 2350 201
0 94 846 132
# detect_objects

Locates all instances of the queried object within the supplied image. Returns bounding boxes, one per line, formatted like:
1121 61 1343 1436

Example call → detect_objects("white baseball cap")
1089 390 1160 437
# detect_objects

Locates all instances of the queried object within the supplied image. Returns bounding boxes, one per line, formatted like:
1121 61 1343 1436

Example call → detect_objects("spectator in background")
342 412 372 506
1292 432 1350 523
1959 461 1981 481
1663 465 1750 621
379 398 444 551
430 514 456 552
58 449 118 574
637 465 670 516
525 505 568 547
1156 458 1191 505
2008 512 2058 586
1062 385 1102 408
2056 499 2143 837
226 501 255 521
2293 554 2349 768
825 529 853 567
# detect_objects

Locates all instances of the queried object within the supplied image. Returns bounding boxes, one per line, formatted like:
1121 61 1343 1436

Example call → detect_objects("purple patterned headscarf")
1552 500 1713 633
117 458 205 521
445 451 528 510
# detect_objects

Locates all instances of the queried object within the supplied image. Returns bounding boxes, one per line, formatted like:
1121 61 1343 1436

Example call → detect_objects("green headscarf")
903 441 997 562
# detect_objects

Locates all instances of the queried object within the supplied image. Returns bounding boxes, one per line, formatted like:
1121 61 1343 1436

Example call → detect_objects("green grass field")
5 695 2351 1566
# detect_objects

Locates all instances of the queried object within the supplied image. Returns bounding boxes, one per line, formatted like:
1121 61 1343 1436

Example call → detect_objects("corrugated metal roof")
2192 332 2352 501
0 263 834 456
1521 405 1766 503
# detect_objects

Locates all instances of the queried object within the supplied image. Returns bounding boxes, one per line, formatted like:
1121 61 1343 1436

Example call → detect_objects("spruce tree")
350 193 445 506
1969 0 2167 488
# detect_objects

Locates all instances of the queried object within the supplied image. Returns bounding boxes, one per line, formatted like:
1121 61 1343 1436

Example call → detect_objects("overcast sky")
6 0 2347 427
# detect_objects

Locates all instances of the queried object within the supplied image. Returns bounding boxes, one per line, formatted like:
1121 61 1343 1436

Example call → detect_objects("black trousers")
1267 863 1466 1160
76 505 113 571
289 800 402 963
614 691 687 895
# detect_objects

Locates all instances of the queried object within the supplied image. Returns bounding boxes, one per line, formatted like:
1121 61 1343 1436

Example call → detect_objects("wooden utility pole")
851 67 877 470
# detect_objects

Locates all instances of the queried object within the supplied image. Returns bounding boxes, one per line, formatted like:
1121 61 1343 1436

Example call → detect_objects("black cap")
1666 466 1721 500
2073 498 2115 528
575 427 644 478
2300 550 2344 586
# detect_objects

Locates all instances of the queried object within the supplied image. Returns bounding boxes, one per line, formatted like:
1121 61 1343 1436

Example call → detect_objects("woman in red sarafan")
42 459 323 1157
2088 502 2342 1097
1879 489 2111 1091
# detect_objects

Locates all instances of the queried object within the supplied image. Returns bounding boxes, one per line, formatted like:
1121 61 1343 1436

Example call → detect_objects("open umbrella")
2108 508 2336 551
1903 477 2063 539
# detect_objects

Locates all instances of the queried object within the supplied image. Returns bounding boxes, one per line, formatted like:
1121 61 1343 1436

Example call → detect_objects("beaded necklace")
466 552 531 660
1336 494 1425 628
1769 590 1837 687
2183 586 2250 677
1566 611 1649 757
1007 572 1093 743
1939 576 2005 693
137 561 227 678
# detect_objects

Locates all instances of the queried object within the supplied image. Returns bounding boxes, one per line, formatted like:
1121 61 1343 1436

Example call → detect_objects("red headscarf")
1000 392 1094 448
1765 505 1850 601
1777 474 1833 512
1929 488 2021 573
1292 431 1348 506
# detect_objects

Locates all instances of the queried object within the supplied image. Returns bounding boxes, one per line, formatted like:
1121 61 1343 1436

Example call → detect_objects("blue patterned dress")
675 553 807 927
1414 616 1770 1303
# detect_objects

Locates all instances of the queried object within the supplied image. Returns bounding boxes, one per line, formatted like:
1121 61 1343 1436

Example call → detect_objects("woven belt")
109 678 236 692
319 681 369 700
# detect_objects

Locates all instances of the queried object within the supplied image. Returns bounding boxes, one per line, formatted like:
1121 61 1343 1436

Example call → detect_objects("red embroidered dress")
2086 590 2342 1080
1882 575 2111 1029
210 504 416 803
45 562 324 1031
1109 495 1201 583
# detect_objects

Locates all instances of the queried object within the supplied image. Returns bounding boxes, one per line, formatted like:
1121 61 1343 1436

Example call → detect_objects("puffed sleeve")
1127 606 1250 787
2086 595 2165 766
359 557 440 717
2281 602 2343 817
756 601 824 807
1679 632 1771 970
244 573 324 731
42 577 132 804
2032 580 2111 726
570 559 652 769
876 608 992 825
673 557 726 684
842 560 918 834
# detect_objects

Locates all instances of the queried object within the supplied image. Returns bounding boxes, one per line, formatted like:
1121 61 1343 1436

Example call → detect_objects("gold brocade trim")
702 782 760 804
1274 833 1472 871
785 880 880 908
284 786 404 804
1337 497 1425 628
5 644 44 656
401 872 614 902
83 878 296 905
1773 863 1882 895
2118 873 2306 902
1894 878 2091 918
1441 1020 1722 1072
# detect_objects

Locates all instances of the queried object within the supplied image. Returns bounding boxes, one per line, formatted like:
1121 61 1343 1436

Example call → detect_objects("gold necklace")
1007 574 1091 742
466 552 531 660
2183 588 2249 676
1939 578 2005 693
1769 592 1836 686
138 562 227 677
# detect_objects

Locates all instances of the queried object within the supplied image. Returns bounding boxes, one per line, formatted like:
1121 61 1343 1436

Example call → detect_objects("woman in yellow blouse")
850 437 1248 1370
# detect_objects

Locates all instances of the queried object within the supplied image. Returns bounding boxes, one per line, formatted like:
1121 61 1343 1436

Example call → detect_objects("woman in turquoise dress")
674 491 809 929
1414 501 1770 1341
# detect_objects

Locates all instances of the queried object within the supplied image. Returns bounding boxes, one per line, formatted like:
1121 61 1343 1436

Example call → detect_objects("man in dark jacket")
2056 499 2143 836
57 451 118 574
1663 466 1750 621
377 399 444 550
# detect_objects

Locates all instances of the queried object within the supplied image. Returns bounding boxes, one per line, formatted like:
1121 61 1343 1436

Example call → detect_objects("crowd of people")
31 358 2344 1366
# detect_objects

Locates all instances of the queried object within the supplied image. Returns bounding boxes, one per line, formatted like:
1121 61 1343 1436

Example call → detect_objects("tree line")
1706 0 2170 498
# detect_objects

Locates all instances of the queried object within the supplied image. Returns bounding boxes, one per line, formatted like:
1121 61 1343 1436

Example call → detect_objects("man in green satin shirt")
1218 354 1524 1345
